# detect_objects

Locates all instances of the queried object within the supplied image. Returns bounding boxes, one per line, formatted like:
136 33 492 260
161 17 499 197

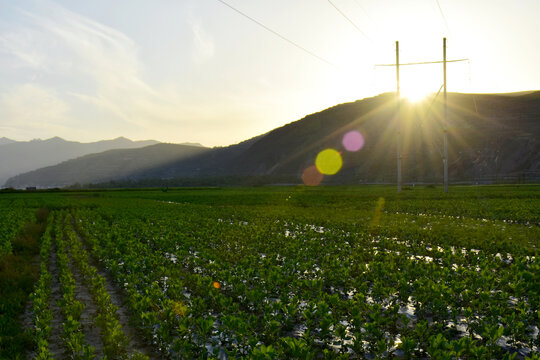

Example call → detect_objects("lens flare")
302 165 324 186
315 149 342 175
342 130 365 152
172 301 188 317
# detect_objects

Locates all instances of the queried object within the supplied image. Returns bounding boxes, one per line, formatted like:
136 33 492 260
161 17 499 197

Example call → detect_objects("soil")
67 252 106 358
72 223 160 359
48 239 67 358
19 215 161 359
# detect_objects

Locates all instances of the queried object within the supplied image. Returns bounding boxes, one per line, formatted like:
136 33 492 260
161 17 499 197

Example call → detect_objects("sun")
399 64 442 103
401 83 432 103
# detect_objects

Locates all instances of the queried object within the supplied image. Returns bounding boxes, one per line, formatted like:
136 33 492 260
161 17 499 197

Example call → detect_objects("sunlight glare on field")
342 130 365 152
302 165 324 186
315 149 342 175
370 197 385 233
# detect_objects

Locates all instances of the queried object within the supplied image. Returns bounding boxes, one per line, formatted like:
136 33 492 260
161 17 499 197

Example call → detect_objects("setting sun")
401 85 431 103
399 64 443 103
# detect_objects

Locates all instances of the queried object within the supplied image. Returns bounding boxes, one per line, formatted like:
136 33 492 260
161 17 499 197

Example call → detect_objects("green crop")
2 185 539 358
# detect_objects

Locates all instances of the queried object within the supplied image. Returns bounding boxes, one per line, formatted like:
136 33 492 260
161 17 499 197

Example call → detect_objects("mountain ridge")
0 137 16 146
0 137 161 186
5 91 540 188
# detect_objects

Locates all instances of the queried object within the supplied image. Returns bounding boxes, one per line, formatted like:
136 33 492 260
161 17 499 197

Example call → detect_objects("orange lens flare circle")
315 149 342 175
302 165 324 186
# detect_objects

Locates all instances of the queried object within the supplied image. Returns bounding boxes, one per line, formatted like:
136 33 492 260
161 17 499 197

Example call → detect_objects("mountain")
130 91 540 184
0 137 17 146
5 143 209 188
0 137 159 186
6 92 540 188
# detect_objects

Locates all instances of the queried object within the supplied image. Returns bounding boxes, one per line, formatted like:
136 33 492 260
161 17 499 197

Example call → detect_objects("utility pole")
396 41 402 193
443 38 448 193
375 39 467 194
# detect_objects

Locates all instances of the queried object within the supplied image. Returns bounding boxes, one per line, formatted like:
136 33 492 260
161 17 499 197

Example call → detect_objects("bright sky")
1 0 539 147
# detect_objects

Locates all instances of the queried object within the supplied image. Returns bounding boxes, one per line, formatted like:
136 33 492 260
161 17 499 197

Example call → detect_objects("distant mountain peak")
181 142 205 148
112 136 130 141
0 136 162 187
0 137 16 145
46 136 66 142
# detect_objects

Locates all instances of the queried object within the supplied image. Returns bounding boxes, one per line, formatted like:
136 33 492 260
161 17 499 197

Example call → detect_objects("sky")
1 0 539 147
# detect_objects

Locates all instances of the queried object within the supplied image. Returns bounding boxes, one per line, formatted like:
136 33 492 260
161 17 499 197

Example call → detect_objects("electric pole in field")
396 41 402 194
443 37 448 193
375 38 468 193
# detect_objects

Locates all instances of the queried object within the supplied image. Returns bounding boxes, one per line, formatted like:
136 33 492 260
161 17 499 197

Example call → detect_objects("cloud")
0 28 47 70
0 2 201 137
190 17 215 63
0 1 259 145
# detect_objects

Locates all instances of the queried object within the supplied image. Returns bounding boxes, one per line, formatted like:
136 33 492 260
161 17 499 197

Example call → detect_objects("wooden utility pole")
443 37 448 193
396 41 402 193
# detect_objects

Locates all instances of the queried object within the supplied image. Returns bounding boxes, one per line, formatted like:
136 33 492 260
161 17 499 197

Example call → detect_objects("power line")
352 0 374 23
434 0 451 35
215 0 339 68
327 0 371 41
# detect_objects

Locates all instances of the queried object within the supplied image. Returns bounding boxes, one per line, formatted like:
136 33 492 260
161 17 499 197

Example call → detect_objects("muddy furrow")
67 252 106 359
48 233 67 359
72 224 160 359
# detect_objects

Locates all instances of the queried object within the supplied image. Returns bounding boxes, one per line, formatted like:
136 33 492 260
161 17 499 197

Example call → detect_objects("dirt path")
67 255 106 358
72 224 160 359
99 269 159 359
22 216 160 359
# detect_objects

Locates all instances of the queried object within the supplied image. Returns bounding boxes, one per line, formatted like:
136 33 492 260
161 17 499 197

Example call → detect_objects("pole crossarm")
375 58 469 67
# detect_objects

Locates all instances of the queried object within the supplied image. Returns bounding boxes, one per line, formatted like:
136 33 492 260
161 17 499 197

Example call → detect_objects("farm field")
0 185 539 359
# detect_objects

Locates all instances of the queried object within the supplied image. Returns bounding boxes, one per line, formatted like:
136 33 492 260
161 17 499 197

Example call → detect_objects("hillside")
0 137 158 186
133 91 540 184
4 143 210 188
6 92 540 188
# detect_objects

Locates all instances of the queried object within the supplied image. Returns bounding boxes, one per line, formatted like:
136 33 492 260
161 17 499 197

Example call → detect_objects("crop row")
0 200 34 260
64 213 148 360
28 210 149 359
29 213 54 359
54 211 96 358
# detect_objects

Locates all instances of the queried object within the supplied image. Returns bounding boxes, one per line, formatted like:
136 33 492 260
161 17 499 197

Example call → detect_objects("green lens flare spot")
315 149 342 175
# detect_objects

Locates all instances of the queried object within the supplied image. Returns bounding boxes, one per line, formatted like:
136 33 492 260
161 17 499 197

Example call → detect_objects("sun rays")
270 91 489 186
